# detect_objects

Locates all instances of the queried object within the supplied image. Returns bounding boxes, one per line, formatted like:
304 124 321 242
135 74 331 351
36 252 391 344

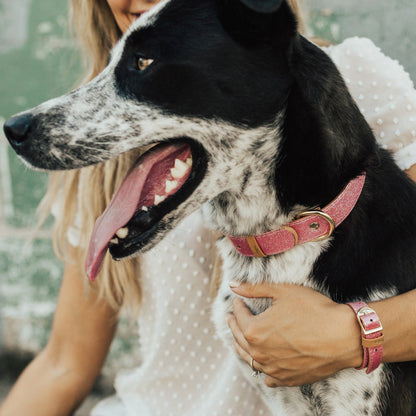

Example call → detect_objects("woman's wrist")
368 290 416 363
335 303 364 369
337 289 416 368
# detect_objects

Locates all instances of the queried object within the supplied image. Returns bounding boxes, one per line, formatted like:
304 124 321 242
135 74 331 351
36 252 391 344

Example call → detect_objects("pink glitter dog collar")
227 173 366 257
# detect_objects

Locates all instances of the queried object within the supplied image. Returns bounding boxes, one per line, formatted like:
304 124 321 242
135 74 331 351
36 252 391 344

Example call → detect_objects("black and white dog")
4 0 416 414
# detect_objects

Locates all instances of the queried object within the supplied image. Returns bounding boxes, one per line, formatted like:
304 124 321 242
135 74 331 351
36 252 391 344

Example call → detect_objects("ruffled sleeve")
323 37 416 170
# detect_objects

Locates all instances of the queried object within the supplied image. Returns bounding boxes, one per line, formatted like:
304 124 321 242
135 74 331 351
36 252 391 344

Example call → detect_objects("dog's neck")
202 127 292 237
204 177 287 236
201 123 330 291
206 169 329 308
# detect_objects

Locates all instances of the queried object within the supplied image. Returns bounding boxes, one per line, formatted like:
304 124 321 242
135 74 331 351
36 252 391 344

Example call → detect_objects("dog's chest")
209 226 386 416
258 369 386 416
202 155 388 415
211 249 387 416
211 236 327 344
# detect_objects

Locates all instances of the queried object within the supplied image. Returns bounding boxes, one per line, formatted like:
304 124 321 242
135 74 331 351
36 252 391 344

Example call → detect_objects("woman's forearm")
0 347 91 416
369 289 416 363
0 262 118 416
372 165 416 362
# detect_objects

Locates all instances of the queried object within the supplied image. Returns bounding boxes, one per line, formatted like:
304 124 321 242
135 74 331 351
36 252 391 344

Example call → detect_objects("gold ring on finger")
250 357 261 377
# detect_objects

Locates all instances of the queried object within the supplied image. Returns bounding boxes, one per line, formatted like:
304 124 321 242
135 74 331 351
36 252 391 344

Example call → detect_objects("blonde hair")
70 0 121 82
39 0 306 312
39 0 143 313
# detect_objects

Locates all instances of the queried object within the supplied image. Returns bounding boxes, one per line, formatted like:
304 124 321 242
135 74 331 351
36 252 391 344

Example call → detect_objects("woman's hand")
227 283 363 387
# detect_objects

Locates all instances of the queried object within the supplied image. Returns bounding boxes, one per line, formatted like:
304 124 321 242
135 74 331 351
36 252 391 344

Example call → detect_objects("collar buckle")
296 210 336 242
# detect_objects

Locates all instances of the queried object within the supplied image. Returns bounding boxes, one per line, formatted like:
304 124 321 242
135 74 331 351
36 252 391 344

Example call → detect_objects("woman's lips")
131 8 151 18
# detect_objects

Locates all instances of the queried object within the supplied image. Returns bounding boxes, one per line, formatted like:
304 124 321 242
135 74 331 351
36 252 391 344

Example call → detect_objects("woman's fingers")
264 375 279 388
232 341 268 377
226 282 362 386
230 282 279 299
226 312 251 353
230 297 256 331
227 299 269 360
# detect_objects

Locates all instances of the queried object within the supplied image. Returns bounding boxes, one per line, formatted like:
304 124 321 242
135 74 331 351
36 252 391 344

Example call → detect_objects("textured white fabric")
90 37 416 416
324 37 416 170
92 211 270 416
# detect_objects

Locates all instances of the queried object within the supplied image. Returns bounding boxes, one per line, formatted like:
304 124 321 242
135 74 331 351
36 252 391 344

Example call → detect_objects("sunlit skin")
107 0 161 33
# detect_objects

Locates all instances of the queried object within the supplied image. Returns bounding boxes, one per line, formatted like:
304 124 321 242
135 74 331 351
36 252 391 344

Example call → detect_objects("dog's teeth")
186 157 192 167
141 206 149 212
154 195 166 205
110 238 119 245
171 159 189 179
116 227 129 239
165 180 178 193
170 168 182 179
175 158 189 170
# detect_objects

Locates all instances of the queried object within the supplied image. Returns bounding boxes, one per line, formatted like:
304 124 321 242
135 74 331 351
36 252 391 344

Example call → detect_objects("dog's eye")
137 57 154 71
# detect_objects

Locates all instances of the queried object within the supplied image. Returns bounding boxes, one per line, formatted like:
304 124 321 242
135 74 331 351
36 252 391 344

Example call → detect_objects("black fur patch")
115 0 293 127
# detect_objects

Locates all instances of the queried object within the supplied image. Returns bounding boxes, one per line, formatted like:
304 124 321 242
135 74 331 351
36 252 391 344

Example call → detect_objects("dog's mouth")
86 140 207 281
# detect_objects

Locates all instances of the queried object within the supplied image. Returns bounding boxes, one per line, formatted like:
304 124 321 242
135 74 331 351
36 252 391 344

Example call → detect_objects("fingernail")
229 280 241 288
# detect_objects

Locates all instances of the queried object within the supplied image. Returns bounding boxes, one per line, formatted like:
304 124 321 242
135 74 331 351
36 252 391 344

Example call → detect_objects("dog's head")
5 0 296 167
4 0 300 278
3 0 375 280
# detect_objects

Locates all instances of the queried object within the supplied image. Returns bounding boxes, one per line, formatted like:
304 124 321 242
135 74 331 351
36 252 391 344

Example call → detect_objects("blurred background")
0 0 415 414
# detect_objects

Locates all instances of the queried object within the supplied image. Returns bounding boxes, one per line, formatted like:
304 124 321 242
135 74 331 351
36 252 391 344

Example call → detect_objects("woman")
1 0 416 415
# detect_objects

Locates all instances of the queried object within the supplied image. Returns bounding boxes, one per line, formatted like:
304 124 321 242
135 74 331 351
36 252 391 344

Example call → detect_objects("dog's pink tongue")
86 143 190 281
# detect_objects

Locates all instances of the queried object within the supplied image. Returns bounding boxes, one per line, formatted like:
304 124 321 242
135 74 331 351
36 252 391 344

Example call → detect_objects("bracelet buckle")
357 306 383 335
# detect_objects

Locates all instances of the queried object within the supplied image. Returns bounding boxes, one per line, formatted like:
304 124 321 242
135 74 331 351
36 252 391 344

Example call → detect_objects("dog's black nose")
3 114 32 147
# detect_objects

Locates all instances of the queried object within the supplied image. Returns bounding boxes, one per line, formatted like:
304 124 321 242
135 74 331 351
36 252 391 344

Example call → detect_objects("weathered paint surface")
306 0 416 81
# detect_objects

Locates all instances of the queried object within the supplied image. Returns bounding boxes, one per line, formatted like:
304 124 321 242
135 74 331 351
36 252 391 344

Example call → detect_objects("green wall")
307 0 416 82
0 0 79 351
0 0 79 227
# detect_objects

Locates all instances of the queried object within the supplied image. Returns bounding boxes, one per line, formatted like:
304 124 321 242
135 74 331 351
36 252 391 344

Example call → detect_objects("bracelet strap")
346 301 384 374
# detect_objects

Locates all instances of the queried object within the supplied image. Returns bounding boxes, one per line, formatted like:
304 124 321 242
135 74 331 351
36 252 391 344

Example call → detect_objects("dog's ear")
275 36 377 209
216 0 297 48
239 0 284 13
